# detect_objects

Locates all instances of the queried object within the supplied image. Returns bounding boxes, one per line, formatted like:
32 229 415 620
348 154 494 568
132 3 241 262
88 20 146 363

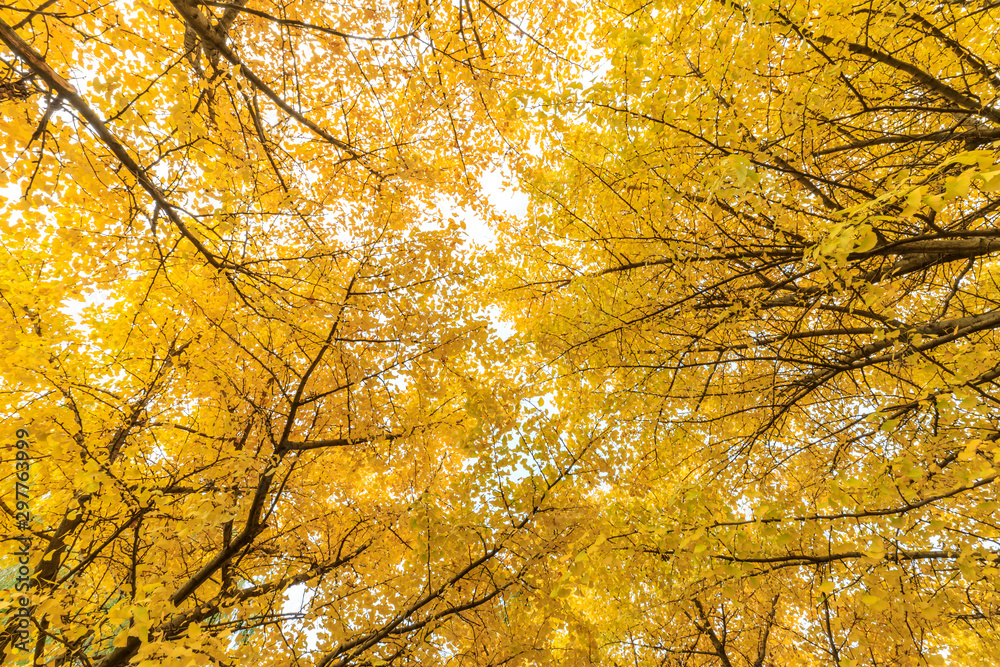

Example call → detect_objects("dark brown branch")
816 127 1000 155
283 433 402 451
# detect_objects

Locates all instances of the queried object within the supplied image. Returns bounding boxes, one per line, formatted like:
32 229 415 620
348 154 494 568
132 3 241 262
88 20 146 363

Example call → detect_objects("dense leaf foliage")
500 0 1000 664
2 0 999 665
0 1 588 665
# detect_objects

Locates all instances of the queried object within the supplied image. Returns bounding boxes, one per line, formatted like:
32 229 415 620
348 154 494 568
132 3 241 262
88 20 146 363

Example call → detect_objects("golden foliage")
2 0 999 665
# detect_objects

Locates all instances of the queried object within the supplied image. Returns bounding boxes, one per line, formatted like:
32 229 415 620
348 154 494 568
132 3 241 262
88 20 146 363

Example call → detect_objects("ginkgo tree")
5 0 1000 665
0 0 597 666
498 0 1000 664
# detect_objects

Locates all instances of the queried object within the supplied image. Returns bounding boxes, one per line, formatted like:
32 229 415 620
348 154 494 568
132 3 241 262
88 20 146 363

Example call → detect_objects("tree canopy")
1 0 999 665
